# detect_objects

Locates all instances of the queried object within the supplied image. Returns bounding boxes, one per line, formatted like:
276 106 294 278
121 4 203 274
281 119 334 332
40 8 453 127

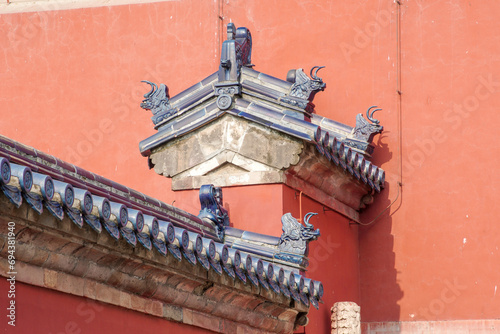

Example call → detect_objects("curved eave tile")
0 157 323 306
0 137 218 239
313 128 385 192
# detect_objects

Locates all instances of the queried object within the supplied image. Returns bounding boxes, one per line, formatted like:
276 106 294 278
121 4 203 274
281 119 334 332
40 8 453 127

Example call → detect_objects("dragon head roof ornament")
287 66 326 102
351 106 384 143
140 80 177 125
278 212 320 257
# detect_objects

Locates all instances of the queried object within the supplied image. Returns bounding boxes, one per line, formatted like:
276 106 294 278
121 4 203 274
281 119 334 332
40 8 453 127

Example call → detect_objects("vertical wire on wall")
396 0 403 190
357 1 403 226
217 0 224 64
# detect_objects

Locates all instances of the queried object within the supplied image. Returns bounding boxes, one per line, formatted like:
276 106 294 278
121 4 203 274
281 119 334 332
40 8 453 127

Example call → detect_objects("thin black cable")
357 1 404 226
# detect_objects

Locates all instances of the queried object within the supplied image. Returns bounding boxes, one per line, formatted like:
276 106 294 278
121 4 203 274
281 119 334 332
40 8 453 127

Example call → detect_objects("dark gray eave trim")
0 135 324 306
139 68 362 157
0 135 216 237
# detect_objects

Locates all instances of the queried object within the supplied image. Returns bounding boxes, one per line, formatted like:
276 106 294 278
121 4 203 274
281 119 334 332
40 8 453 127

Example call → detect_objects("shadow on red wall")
359 178 403 322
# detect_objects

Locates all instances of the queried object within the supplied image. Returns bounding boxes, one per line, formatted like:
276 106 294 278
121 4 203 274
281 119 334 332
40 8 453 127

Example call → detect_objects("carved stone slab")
149 114 304 190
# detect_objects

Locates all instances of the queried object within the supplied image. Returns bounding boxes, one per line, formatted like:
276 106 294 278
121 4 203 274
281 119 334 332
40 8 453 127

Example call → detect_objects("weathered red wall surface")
358 1 500 323
282 186 360 334
2 0 500 331
175 186 361 334
0 279 214 333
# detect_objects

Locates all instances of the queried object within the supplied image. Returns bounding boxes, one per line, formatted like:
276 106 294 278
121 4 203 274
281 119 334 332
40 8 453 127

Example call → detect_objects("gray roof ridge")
0 134 216 237
0 134 324 307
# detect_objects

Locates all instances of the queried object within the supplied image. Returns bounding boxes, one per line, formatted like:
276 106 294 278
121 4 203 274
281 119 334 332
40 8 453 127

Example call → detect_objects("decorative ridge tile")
0 135 324 307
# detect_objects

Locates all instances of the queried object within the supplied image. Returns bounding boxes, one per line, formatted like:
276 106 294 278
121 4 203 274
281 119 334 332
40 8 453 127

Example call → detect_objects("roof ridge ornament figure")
287 66 326 102
351 105 384 142
140 80 178 125
278 212 320 256
215 23 252 110
218 23 253 83
198 184 229 240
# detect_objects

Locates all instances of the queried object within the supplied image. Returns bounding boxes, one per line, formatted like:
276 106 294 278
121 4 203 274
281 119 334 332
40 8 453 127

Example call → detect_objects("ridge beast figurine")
140 80 177 125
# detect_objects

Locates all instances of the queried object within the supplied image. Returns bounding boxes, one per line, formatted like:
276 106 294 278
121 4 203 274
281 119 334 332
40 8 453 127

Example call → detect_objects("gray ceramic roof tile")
14 142 37 157
241 80 285 100
55 157 77 173
175 85 214 113
35 149 58 165
200 71 219 86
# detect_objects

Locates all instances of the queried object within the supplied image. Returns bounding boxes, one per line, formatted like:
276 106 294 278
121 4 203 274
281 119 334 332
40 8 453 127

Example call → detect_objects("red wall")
174 185 361 334
282 186 359 334
0 279 213 333
174 184 286 237
358 1 500 323
2 0 500 329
